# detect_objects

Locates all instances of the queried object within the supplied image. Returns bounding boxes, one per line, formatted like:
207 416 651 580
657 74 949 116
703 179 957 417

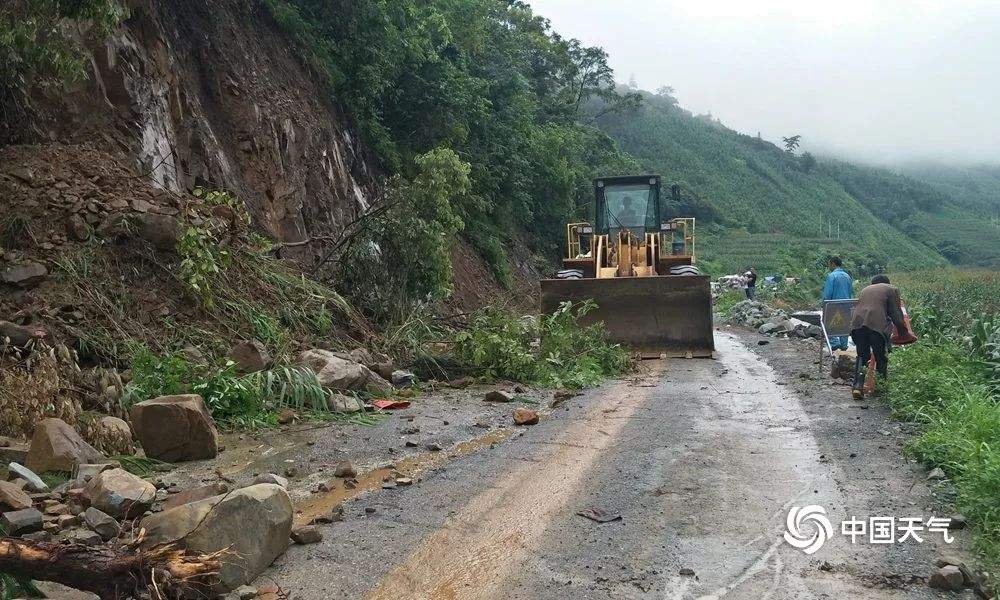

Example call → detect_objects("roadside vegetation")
883 270 1000 569
454 300 632 389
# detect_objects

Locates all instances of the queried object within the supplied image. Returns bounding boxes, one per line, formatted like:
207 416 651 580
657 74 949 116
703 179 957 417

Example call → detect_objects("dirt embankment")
8 0 378 252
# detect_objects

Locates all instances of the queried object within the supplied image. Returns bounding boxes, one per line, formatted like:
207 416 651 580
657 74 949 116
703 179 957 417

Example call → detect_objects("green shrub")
337 148 471 320
454 300 631 388
121 347 329 428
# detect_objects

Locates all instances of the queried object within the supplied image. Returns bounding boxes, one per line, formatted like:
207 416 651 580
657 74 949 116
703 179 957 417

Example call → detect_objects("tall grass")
884 269 1000 570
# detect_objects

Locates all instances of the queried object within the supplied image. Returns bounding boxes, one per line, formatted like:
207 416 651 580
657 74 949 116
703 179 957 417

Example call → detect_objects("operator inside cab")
617 195 642 227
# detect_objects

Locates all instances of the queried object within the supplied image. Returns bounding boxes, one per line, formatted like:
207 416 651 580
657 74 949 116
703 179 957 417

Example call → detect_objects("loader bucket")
540 275 714 357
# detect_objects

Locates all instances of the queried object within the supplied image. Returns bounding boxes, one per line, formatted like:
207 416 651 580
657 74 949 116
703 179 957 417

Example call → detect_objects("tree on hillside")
800 151 817 172
560 39 641 117
782 135 802 154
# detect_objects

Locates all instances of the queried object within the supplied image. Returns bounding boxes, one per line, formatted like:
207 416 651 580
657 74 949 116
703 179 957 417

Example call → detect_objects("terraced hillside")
596 90 1000 274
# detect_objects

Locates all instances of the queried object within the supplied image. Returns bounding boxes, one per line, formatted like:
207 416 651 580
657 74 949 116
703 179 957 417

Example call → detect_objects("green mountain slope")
595 90 999 274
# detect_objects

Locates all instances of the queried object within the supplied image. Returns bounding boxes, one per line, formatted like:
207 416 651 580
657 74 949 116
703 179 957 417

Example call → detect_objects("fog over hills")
528 0 1000 166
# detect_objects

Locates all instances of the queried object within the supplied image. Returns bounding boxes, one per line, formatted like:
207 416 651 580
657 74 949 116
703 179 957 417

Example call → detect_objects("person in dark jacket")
744 267 757 300
849 274 906 399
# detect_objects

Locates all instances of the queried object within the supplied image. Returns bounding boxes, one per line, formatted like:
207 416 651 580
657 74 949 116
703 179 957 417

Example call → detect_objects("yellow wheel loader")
540 175 714 357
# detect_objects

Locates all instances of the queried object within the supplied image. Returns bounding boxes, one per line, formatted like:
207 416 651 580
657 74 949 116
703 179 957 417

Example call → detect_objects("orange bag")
891 300 918 346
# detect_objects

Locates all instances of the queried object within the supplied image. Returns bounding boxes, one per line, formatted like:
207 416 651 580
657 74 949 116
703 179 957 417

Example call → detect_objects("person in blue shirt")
822 256 854 350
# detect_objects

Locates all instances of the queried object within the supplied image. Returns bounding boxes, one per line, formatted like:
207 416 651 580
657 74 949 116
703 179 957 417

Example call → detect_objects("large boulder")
299 349 393 395
130 394 219 461
25 418 106 474
140 484 293 592
84 468 156 519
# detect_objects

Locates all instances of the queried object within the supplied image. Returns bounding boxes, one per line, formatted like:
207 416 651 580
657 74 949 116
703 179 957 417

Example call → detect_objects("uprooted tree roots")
0 538 221 599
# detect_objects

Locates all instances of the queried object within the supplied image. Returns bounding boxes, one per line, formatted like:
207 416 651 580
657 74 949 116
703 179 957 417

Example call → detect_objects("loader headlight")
579 226 593 234
660 223 673 231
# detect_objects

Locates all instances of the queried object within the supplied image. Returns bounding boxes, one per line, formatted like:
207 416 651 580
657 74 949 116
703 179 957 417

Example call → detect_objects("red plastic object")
891 301 918 346
372 399 411 410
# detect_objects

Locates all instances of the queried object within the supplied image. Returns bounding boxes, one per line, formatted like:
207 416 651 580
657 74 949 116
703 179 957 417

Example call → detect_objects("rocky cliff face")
13 0 378 251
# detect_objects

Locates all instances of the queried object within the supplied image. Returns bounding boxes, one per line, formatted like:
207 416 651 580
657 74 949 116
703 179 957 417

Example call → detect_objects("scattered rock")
395 477 413 486
130 394 219 461
276 408 296 425
33 582 99 600
136 212 182 250
758 321 783 335
949 514 968 530
830 350 857 381
229 339 271 374
391 370 416 387
231 585 259 600
513 408 539 426
329 393 364 413
182 345 209 366
936 553 967 569
64 529 103 546
299 349 394 394
927 467 946 480
252 474 288 489
83 506 120 541
44 503 71 516
1 261 48 288
72 462 118 487
679 568 696 577
140 484 293 592
8 462 48 492
727 300 788 330
334 461 357 478
928 565 965 591
2 507 43 535
57 513 79 528
291 525 323 544
90 417 134 456
0 320 47 349
0 480 33 510
84 468 157 519
484 390 514 403
162 482 231 511
25 418 106 474
66 214 91 241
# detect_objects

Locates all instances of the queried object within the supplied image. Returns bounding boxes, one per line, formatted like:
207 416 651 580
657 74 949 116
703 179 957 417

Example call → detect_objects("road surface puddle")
294 427 515 526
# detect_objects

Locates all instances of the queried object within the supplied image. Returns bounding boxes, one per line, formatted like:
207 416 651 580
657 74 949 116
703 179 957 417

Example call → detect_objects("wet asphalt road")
266 332 969 599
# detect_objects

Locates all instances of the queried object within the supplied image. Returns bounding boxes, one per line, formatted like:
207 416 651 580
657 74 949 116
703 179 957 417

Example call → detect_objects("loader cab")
595 175 661 236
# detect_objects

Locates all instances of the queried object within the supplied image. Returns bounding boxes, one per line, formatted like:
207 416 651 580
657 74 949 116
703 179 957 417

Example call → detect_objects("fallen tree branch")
0 538 220 600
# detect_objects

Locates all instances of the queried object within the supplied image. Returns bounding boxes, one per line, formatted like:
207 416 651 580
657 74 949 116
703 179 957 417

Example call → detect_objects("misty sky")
527 0 1000 165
